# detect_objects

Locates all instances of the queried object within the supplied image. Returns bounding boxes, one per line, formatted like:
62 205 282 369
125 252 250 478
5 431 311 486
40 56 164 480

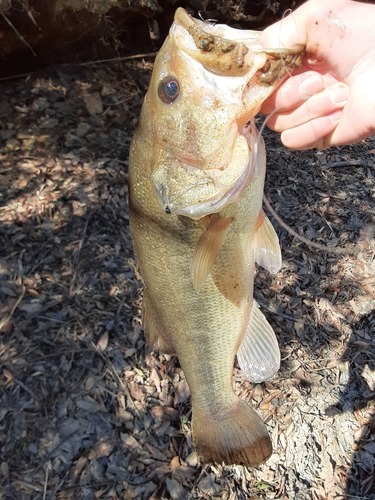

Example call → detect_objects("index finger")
260 72 330 115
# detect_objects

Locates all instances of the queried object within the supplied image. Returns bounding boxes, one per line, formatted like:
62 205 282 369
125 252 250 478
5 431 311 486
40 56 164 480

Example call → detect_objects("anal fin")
237 300 280 383
254 210 282 274
191 214 233 291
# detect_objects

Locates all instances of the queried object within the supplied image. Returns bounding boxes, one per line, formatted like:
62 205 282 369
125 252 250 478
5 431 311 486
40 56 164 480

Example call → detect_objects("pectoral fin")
191 214 233 291
253 210 282 273
237 300 280 383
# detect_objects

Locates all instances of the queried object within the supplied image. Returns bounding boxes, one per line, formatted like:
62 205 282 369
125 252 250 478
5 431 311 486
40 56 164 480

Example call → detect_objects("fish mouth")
173 8 304 80
151 122 261 219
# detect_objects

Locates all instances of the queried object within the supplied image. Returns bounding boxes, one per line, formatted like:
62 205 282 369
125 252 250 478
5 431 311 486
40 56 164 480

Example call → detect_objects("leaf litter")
0 59 374 500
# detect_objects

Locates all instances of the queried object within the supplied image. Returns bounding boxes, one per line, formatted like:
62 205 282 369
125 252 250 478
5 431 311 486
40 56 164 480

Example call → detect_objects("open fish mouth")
173 8 304 80
151 123 261 219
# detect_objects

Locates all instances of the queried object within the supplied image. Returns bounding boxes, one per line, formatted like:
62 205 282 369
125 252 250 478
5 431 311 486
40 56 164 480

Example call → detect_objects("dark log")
0 0 305 77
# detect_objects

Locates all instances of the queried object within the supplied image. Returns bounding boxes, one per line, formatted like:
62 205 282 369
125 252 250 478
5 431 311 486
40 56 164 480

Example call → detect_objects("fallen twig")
257 299 309 324
70 210 93 296
322 160 374 170
0 11 36 56
263 194 351 255
0 277 25 332
67 52 158 67
0 52 158 83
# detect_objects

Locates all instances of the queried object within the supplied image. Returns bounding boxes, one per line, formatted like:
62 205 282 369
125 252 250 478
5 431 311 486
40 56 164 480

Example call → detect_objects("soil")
0 55 374 499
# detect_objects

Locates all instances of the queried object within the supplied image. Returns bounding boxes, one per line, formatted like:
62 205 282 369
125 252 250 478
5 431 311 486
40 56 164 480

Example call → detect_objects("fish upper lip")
174 7 304 79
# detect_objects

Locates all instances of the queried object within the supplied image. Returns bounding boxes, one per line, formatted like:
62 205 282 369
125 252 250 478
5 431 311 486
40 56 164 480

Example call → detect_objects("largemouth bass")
129 8 304 467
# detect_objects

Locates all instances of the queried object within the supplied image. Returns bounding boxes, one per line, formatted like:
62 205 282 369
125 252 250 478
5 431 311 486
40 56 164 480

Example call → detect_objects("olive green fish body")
129 8 304 467
130 126 267 465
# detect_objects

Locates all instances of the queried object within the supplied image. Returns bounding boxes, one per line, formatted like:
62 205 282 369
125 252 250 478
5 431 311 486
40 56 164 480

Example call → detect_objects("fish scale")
129 7 304 467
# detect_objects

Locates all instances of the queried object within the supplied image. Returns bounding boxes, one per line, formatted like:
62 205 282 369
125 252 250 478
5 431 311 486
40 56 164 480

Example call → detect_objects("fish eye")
158 77 180 104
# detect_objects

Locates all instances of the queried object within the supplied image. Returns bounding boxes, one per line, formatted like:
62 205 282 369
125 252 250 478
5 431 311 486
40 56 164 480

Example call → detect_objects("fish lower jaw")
151 134 253 218
158 161 254 218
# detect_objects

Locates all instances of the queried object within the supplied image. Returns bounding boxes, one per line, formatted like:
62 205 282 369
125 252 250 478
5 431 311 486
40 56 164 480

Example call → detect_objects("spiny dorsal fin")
237 300 280 383
191 214 233 291
253 209 282 274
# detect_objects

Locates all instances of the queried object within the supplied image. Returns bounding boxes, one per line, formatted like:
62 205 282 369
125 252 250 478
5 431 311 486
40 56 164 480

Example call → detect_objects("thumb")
260 2 311 49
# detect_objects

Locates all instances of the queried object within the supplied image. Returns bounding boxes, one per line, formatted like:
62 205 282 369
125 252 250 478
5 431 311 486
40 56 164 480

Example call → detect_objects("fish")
129 7 304 467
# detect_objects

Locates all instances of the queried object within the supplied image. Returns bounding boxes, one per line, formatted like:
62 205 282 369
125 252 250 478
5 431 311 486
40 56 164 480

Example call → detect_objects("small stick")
70 210 92 295
322 160 374 170
0 11 36 56
256 299 309 324
67 52 159 67
0 71 33 82
14 378 41 404
0 52 158 82
43 462 50 500
262 194 349 255
0 277 26 332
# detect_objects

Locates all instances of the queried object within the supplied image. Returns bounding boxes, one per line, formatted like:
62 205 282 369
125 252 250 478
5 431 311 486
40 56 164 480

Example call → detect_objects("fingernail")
329 83 349 105
300 75 323 97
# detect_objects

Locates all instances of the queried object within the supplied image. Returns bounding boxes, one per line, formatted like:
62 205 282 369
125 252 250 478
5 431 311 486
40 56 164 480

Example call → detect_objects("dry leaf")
85 376 96 391
96 331 109 351
70 456 87 482
0 461 9 478
173 465 196 480
94 440 114 458
121 433 140 450
83 92 103 115
362 364 375 391
75 397 101 412
151 406 178 421
144 443 168 462
3 369 13 385
174 378 190 404
170 455 180 471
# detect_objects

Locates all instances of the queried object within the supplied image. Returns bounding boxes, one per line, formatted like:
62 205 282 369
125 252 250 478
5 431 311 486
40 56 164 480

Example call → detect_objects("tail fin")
192 397 272 467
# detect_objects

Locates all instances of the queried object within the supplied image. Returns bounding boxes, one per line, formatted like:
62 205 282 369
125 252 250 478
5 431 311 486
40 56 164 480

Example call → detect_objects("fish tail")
192 397 272 467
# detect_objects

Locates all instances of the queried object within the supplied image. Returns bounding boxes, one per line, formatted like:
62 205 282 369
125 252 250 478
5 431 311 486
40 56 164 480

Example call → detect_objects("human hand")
260 0 375 149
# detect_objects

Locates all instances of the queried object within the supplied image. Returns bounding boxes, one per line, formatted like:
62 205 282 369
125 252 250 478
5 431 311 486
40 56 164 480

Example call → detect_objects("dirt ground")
0 56 374 500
